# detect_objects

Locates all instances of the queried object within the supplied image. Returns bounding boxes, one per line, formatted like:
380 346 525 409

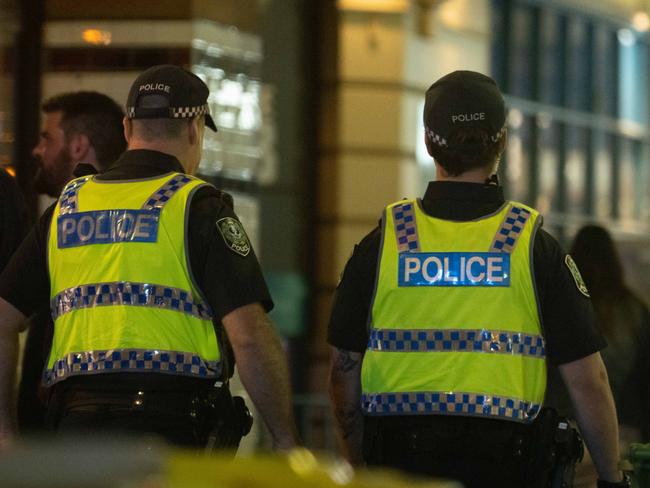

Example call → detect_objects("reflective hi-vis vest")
45 172 220 385
362 199 546 423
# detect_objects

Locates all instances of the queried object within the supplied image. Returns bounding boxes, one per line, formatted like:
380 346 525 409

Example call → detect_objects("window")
491 0 650 235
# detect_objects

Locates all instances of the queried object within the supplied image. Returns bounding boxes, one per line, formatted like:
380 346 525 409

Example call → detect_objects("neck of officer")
127 137 194 173
435 162 495 184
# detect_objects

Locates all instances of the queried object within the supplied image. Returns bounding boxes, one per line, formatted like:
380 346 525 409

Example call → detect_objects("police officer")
328 71 629 487
19 91 127 433
0 65 298 451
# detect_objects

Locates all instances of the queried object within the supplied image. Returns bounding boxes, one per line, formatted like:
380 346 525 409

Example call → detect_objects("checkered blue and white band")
58 173 193 217
142 174 193 210
50 281 213 322
393 202 531 256
392 202 420 253
362 391 541 422
490 205 532 253
425 123 507 148
368 328 545 358
126 104 210 120
59 177 92 215
44 348 221 385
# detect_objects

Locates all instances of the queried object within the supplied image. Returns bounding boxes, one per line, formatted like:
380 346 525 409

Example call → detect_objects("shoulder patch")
565 254 590 298
216 217 251 257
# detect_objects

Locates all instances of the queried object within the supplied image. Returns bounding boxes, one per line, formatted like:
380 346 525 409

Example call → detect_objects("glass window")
540 11 563 106
566 18 591 111
509 5 534 99
618 137 636 221
619 32 649 124
503 109 531 203
492 0 649 236
594 129 611 219
593 26 617 116
537 115 557 214
564 126 587 215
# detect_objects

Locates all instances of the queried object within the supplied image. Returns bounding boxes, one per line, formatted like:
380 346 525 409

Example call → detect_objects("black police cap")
126 64 217 132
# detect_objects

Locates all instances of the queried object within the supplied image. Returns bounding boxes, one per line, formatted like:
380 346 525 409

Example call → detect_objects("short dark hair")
427 126 505 176
42 91 126 169
131 118 187 141
129 93 192 141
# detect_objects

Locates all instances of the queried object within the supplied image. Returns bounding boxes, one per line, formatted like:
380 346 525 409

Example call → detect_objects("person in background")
32 91 126 197
328 70 628 488
19 91 126 432
570 225 650 446
0 168 30 273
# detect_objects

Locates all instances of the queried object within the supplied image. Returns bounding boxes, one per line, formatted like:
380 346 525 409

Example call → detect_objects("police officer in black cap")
0 65 298 451
328 70 629 487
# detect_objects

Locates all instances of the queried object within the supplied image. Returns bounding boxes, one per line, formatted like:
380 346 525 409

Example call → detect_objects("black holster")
525 408 584 488
201 387 253 453
549 419 584 488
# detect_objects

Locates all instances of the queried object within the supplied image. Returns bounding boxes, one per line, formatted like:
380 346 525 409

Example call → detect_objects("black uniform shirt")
328 181 606 366
0 149 273 390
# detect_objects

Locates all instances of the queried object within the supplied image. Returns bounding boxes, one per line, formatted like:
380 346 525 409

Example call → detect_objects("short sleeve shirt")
327 181 606 366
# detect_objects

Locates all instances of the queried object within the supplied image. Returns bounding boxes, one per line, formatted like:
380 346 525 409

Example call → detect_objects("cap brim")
205 114 217 132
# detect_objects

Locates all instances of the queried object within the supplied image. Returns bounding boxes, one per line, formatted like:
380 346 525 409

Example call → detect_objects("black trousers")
48 387 217 450
17 313 51 433
364 415 540 488
56 409 203 449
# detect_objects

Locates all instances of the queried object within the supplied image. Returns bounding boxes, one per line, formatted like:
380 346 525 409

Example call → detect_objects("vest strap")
362 391 541 423
392 201 420 253
50 281 213 321
44 348 221 385
490 204 532 253
59 177 92 215
368 328 545 358
58 173 194 217
142 174 193 210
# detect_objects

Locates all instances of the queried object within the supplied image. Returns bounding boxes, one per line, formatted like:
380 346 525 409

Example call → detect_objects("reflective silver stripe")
142 174 193 210
490 204 532 253
50 281 213 321
368 328 545 358
392 202 420 253
44 348 221 386
362 391 541 423
59 177 91 215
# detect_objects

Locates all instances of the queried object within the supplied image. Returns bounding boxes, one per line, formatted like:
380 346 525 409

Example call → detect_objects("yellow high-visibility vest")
362 198 546 423
45 172 220 385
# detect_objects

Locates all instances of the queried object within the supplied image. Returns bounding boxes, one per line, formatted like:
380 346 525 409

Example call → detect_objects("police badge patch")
565 254 590 298
216 217 251 257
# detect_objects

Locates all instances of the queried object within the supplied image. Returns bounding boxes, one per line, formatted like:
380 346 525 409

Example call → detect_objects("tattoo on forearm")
334 401 362 440
334 349 359 373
